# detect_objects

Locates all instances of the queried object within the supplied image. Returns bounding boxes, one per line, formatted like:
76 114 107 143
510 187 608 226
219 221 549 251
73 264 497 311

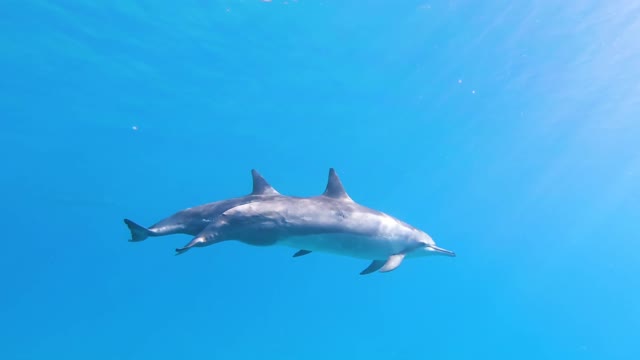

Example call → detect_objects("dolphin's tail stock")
124 219 154 242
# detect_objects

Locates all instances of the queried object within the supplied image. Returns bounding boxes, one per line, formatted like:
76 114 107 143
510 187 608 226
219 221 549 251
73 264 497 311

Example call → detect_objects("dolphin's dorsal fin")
322 168 352 201
251 169 280 195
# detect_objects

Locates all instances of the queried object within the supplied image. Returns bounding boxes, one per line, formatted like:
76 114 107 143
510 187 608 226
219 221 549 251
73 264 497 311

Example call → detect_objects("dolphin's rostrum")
125 169 455 275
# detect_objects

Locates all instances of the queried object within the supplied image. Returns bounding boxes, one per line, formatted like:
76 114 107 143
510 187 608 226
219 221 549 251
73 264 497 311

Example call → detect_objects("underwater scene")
1 1 639 359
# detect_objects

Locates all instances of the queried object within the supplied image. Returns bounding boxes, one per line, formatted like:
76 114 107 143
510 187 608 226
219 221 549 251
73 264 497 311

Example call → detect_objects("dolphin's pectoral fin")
379 254 406 273
174 235 210 256
174 246 191 256
378 243 424 273
175 224 223 255
360 260 386 275
293 250 312 257
124 219 153 242
176 230 217 255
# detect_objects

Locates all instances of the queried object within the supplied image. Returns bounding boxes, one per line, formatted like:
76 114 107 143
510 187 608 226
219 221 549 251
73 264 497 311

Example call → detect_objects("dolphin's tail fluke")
124 219 153 242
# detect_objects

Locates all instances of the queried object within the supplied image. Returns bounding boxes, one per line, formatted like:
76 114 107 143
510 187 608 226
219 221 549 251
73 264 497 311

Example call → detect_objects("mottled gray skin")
175 168 455 274
123 170 280 242
205 195 427 249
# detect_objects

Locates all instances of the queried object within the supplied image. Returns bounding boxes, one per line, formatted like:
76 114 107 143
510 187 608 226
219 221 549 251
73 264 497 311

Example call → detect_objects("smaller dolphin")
123 170 280 242
174 169 455 275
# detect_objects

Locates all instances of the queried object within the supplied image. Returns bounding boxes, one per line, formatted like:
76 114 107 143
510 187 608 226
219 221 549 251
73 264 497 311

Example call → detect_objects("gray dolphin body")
123 170 280 242
175 168 455 275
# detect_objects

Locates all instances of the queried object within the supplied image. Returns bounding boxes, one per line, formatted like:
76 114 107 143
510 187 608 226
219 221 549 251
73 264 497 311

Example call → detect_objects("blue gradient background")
1 1 639 359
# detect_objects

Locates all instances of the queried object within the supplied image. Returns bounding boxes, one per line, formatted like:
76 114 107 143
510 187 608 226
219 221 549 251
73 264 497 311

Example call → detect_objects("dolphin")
174 168 455 275
123 170 281 242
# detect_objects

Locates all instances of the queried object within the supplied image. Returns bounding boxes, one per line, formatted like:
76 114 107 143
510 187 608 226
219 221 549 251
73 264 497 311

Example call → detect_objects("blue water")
1 1 639 359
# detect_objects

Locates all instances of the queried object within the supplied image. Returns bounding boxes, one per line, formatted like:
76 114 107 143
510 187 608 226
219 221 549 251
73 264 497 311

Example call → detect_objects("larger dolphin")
174 168 455 275
123 170 281 242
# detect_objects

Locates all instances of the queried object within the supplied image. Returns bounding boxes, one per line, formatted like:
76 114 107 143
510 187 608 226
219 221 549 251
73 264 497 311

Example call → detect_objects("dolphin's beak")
429 245 456 257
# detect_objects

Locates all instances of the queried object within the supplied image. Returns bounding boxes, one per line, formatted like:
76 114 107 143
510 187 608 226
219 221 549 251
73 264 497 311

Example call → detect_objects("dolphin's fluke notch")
323 168 352 201
251 169 280 196
293 249 312 257
360 260 386 275
124 219 153 242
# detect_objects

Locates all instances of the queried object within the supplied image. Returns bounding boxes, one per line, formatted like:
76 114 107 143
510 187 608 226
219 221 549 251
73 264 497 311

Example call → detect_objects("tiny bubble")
471 90 476 94
458 79 462 84
132 125 138 131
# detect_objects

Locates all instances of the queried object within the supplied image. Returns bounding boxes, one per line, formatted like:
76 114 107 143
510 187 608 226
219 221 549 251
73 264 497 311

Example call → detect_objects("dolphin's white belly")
277 233 411 260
